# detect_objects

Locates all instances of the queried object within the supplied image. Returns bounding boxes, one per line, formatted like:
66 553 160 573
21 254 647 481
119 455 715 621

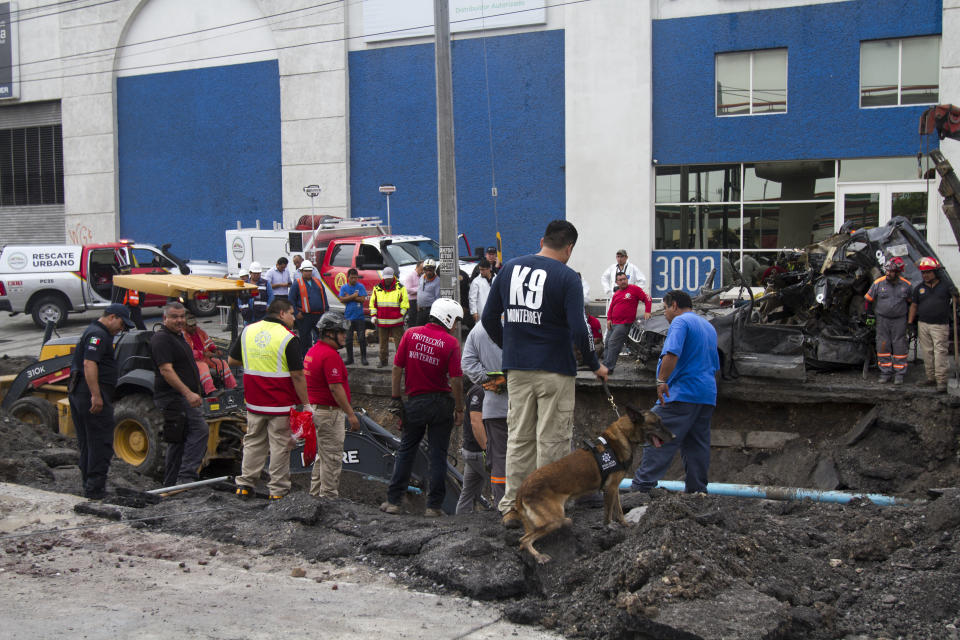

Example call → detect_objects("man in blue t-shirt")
482 219 608 529
337 268 368 366
630 289 719 494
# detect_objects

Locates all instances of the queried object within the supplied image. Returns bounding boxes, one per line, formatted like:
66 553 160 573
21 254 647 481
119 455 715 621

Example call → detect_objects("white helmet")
422 258 437 269
248 261 263 274
429 298 463 330
300 260 314 270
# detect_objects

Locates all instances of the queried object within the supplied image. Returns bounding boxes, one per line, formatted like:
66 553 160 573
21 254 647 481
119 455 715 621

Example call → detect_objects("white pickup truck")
0 241 227 327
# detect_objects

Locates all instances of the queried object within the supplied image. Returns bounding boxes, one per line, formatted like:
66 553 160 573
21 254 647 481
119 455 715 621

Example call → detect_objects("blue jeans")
631 401 713 493
387 393 454 509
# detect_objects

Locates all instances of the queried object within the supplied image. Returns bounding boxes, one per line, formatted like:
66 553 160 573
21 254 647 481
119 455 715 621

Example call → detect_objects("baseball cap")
382 267 395 278
486 246 497 253
105 303 136 328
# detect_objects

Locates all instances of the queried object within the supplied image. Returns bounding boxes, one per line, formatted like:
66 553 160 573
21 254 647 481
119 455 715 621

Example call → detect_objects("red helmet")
917 256 940 272
885 256 905 272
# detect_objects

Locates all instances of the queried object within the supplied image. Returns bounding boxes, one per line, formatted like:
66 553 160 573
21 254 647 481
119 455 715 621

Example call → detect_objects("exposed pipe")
618 479 922 506
147 476 232 495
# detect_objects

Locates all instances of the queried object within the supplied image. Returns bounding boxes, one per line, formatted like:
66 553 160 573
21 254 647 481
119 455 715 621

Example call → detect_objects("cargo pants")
310 406 346 498
876 314 908 379
499 370 574 514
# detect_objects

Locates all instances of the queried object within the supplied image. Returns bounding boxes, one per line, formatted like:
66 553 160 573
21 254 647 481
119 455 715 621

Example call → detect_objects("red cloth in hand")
289 409 317 466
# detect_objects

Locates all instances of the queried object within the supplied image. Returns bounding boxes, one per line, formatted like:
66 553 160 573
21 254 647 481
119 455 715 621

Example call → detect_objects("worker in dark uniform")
67 303 134 499
865 257 912 385
149 301 208 488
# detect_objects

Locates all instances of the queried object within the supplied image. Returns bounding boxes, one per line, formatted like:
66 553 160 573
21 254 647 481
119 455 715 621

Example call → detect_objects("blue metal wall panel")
349 30 565 261
117 60 282 261
652 0 942 165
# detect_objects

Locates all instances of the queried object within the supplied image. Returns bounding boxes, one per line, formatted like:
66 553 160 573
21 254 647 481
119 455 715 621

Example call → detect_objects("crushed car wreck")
629 216 955 381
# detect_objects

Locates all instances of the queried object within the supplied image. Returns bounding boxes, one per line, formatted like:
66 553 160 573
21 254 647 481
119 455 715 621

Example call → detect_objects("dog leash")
601 380 620 418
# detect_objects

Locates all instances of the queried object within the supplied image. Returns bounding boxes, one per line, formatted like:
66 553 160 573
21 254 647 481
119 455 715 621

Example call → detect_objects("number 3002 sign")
650 250 722 298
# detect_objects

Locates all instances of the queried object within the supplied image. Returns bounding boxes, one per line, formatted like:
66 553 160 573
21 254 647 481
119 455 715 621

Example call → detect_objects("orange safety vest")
296 276 328 314
123 290 140 306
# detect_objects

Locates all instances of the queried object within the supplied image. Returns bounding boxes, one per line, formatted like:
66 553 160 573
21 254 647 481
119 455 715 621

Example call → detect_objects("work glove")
482 372 507 394
388 396 406 426
907 323 918 340
864 315 876 328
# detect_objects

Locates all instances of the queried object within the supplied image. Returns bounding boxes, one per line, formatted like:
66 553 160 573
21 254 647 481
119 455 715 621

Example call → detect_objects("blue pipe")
618 479 921 506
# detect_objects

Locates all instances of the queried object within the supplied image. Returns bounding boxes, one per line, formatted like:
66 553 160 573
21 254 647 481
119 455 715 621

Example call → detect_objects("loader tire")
9 396 58 432
189 294 220 317
113 394 163 478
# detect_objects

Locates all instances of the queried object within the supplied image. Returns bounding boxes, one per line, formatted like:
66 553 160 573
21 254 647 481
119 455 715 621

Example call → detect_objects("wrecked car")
629 216 954 381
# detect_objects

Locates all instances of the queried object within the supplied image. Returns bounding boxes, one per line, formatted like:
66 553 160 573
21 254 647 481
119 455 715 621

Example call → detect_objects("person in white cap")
369 267 409 367
241 261 273 323
289 259 329 356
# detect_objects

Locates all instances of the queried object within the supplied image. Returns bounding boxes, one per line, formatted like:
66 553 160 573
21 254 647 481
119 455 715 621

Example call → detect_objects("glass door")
837 182 929 236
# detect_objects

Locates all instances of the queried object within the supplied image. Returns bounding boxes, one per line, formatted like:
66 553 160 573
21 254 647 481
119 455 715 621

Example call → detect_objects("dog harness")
581 436 625 485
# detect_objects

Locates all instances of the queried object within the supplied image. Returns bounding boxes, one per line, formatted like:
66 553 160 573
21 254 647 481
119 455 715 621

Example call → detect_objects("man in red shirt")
380 298 465 517
603 272 652 373
304 312 362 498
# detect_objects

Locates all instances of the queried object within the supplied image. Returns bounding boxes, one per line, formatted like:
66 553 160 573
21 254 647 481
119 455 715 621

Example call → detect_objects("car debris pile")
631 217 953 379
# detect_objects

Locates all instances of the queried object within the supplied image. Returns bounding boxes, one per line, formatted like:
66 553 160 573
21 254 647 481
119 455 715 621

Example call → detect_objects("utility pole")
434 0 460 329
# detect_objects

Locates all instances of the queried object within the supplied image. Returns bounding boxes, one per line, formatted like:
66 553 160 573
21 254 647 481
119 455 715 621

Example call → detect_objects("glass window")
329 243 355 267
842 193 880 231
716 49 787 116
838 157 921 182
743 202 834 248
655 205 741 249
860 36 940 107
744 161 835 201
0 124 63 206
131 248 174 269
654 165 740 203
891 191 927 237
384 240 439 266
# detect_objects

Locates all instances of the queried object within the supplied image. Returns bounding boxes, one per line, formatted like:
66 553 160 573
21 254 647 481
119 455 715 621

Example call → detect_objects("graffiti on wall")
68 222 94 245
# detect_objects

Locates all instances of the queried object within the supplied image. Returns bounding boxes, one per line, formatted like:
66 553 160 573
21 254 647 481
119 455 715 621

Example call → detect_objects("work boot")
937 383 948 393
235 486 252 500
501 508 522 529
919 379 937 387
361 357 369 366
893 376 904 386
423 508 444 518
878 375 892 384
380 501 403 515
378 360 387 368
268 494 285 500
344 350 354 366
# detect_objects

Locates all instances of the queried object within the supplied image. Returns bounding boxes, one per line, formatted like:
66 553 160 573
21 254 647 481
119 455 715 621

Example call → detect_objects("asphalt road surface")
0 483 560 640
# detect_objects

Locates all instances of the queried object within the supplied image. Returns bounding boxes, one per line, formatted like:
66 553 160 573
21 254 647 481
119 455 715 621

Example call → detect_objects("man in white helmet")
380 298 465 517
290 259 329 356
416 258 441 326
241 261 273 323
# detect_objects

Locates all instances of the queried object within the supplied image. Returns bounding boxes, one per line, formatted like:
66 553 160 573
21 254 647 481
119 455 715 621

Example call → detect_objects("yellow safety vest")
240 319 298 414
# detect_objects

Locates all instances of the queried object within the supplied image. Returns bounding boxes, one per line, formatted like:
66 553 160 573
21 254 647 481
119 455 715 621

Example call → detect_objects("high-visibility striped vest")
295 276 328 314
240 319 298 415
123 290 140 306
370 281 409 326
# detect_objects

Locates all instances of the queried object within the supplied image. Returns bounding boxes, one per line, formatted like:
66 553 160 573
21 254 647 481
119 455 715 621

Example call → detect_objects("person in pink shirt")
602 272 652 373
380 298 464 517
